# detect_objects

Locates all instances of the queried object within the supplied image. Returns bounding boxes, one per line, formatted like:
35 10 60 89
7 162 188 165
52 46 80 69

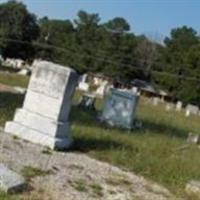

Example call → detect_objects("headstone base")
5 122 72 150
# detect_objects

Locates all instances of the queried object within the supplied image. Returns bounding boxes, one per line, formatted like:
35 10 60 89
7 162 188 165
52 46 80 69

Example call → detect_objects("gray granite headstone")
5 61 78 150
0 164 26 193
101 89 139 129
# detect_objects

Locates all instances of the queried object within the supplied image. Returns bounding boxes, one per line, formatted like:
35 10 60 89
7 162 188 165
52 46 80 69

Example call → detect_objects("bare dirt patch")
0 130 174 200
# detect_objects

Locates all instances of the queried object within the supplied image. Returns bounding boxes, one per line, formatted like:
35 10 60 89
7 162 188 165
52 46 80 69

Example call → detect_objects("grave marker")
185 104 199 116
5 61 78 150
176 101 183 111
101 89 139 129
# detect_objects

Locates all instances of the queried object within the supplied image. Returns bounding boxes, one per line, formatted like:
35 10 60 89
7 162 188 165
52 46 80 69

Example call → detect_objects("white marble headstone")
5 61 78 149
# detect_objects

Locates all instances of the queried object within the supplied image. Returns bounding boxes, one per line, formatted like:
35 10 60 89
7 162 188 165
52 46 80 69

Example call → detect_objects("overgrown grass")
0 91 200 198
21 166 52 179
0 73 29 88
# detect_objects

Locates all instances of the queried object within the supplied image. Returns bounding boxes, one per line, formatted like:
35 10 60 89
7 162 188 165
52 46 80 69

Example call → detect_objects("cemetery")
0 61 199 199
0 1 199 199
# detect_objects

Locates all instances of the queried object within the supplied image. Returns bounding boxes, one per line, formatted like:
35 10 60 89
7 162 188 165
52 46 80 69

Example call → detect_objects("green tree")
0 0 39 60
37 17 74 66
154 26 200 105
104 17 130 33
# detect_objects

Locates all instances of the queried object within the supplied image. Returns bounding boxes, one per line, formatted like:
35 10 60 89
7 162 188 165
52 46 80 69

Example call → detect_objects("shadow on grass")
70 105 188 140
71 136 136 153
0 92 24 126
138 118 188 138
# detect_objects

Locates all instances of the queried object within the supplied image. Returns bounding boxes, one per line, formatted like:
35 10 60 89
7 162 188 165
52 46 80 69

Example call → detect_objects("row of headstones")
77 74 141 98
78 73 111 97
78 75 200 118
151 97 200 117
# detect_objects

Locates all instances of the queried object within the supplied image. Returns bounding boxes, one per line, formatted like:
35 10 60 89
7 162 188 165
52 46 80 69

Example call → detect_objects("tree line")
0 1 199 105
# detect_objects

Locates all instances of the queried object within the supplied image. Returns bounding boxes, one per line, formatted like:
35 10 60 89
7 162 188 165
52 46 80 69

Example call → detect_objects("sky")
1 0 200 39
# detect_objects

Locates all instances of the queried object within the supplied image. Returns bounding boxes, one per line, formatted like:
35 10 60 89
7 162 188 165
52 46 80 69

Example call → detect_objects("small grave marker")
0 164 26 193
187 132 200 144
176 101 182 111
101 89 139 129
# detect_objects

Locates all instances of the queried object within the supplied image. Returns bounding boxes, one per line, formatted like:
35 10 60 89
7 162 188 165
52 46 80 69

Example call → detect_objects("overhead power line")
0 37 200 82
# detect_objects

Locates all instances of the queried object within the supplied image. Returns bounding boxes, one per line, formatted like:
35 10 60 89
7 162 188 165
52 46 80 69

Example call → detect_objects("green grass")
0 91 200 198
21 166 52 179
0 73 29 88
89 183 103 197
69 179 88 192
0 192 21 200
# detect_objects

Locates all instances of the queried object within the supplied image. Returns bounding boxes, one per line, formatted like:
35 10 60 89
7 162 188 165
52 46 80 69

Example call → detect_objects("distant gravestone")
5 61 78 150
176 101 183 111
185 104 199 116
187 132 200 144
101 89 139 129
78 74 89 92
0 164 26 193
78 82 89 92
131 87 138 94
152 97 159 106
95 81 108 97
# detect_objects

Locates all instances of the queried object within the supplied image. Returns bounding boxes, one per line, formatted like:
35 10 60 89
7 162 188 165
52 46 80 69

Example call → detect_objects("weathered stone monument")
101 89 139 129
5 61 78 149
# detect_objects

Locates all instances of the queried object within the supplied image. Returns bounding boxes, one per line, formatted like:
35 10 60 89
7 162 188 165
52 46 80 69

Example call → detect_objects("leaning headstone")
186 180 200 199
187 132 200 144
5 61 78 150
0 164 26 193
101 89 139 129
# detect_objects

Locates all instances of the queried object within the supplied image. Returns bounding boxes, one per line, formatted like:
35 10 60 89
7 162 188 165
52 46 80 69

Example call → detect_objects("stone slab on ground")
0 164 26 193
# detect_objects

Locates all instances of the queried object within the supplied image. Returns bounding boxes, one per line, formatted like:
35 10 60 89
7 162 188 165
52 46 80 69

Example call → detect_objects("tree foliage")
0 1 199 105
0 0 39 59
